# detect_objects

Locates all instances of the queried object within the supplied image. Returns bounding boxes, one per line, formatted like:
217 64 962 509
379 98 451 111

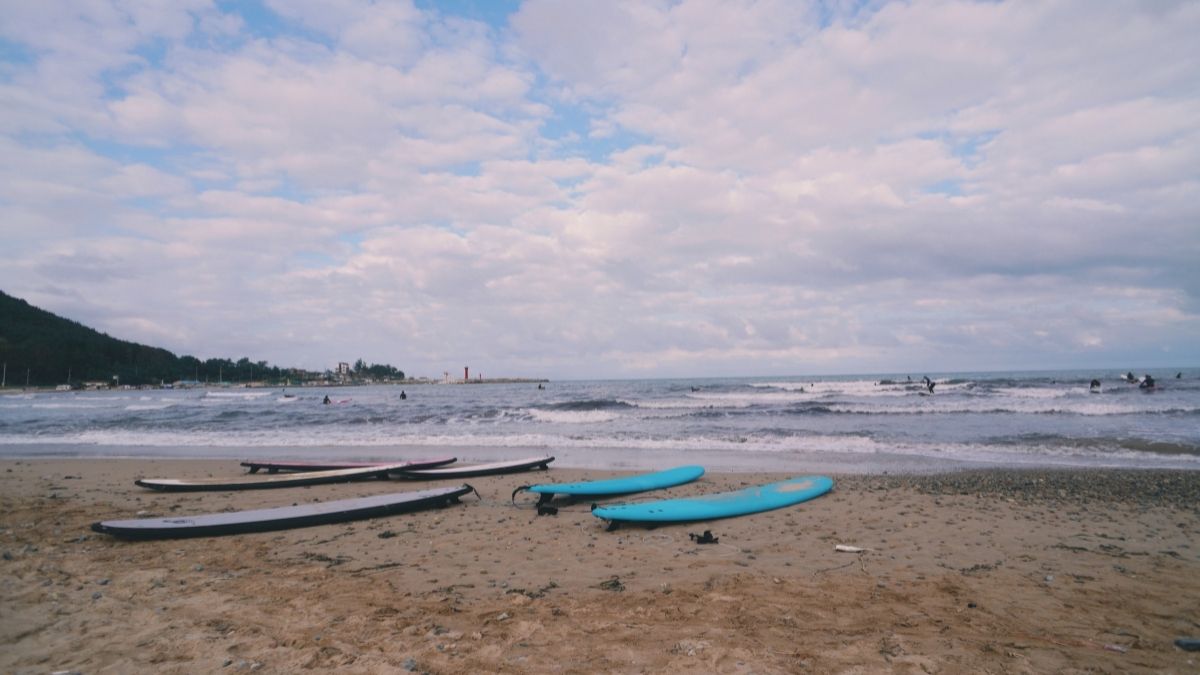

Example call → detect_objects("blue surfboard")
591 475 834 527
513 465 705 506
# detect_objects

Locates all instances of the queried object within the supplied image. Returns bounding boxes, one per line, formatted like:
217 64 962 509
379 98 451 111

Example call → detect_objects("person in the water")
1139 374 1156 389
1089 379 1101 391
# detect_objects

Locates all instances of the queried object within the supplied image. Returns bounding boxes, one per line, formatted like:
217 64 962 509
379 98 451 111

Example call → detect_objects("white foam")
753 379 964 398
204 391 273 399
818 398 1195 416
2 427 1197 470
624 396 755 409
526 408 620 424
30 402 109 409
124 403 177 411
993 387 1071 399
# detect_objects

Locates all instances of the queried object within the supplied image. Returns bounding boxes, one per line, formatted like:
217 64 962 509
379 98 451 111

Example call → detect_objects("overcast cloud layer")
1 0 1197 379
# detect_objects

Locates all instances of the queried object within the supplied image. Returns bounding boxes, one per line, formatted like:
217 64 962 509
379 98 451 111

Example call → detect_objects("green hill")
0 291 405 388
0 291 189 387
0 291 293 387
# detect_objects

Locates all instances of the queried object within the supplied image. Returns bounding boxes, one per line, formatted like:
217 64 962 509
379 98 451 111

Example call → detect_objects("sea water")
1 369 1197 473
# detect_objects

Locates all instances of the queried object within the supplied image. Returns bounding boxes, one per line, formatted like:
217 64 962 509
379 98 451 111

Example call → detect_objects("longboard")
513 465 704 506
591 476 834 528
92 485 475 539
240 457 456 474
396 456 554 479
135 462 419 492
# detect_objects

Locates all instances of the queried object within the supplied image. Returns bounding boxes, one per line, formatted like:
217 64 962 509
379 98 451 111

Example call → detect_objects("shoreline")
3 459 1198 672
4 443 1199 475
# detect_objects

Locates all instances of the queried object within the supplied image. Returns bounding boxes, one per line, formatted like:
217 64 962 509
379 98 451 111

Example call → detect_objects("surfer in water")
400 390 407 400
922 376 935 394
1089 379 1101 391
1139 374 1156 390
322 395 331 405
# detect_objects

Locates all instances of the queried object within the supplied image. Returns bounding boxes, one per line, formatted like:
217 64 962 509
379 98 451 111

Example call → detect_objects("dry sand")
2 458 1199 674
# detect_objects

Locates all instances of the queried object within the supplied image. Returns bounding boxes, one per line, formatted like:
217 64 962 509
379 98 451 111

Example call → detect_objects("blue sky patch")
216 0 335 49
923 179 964 197
77 136 179 170
415 0 522 30
0 36 35 67
292 250 337 269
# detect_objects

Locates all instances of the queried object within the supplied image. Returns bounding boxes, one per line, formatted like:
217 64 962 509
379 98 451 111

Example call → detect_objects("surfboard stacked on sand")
91 456 834 539
136 460 434 492
516 468 834 528
588 476 834 529
91 486 477 540
513 465 706 505
93 456 553 538
136 456 554 491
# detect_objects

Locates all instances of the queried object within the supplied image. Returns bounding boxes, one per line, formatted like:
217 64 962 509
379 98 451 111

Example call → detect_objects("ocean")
1 369 1197 473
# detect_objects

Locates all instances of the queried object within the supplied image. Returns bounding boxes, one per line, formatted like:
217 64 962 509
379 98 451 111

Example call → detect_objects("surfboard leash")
510 486 555 508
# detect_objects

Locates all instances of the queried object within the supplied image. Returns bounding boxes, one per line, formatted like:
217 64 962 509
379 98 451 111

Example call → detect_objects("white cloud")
0 0 1197 377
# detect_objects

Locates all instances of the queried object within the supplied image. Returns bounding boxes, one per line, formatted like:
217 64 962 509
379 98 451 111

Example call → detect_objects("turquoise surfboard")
513 465 705 505
591 475 833 526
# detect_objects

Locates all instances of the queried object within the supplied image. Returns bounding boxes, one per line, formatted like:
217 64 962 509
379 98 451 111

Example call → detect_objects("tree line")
0 291 403 387
351 358 405 380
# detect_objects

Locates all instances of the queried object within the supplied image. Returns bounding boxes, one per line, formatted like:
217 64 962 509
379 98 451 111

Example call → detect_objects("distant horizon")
4 287 1194 385
6 366 1195 387
380 366 1198 383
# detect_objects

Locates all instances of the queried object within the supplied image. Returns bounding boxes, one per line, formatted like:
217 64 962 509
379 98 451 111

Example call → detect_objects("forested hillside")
0 291 291 387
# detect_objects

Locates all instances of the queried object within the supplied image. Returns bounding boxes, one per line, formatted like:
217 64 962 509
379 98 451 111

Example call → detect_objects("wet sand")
2 458 1199 673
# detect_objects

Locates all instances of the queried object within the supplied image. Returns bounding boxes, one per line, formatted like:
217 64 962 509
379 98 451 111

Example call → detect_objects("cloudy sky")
1 0 1197 379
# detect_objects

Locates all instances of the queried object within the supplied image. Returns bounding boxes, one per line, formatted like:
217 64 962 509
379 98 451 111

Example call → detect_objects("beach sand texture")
2 459 1199 673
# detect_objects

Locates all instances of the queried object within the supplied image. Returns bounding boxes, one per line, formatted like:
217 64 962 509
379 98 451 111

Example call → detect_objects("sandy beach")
2 458 1199 673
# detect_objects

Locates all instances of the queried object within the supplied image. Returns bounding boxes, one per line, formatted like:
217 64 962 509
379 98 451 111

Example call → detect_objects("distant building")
337 362 350 376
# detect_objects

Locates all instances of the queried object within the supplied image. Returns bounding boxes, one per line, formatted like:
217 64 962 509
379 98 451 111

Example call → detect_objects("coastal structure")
440 366 546 385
